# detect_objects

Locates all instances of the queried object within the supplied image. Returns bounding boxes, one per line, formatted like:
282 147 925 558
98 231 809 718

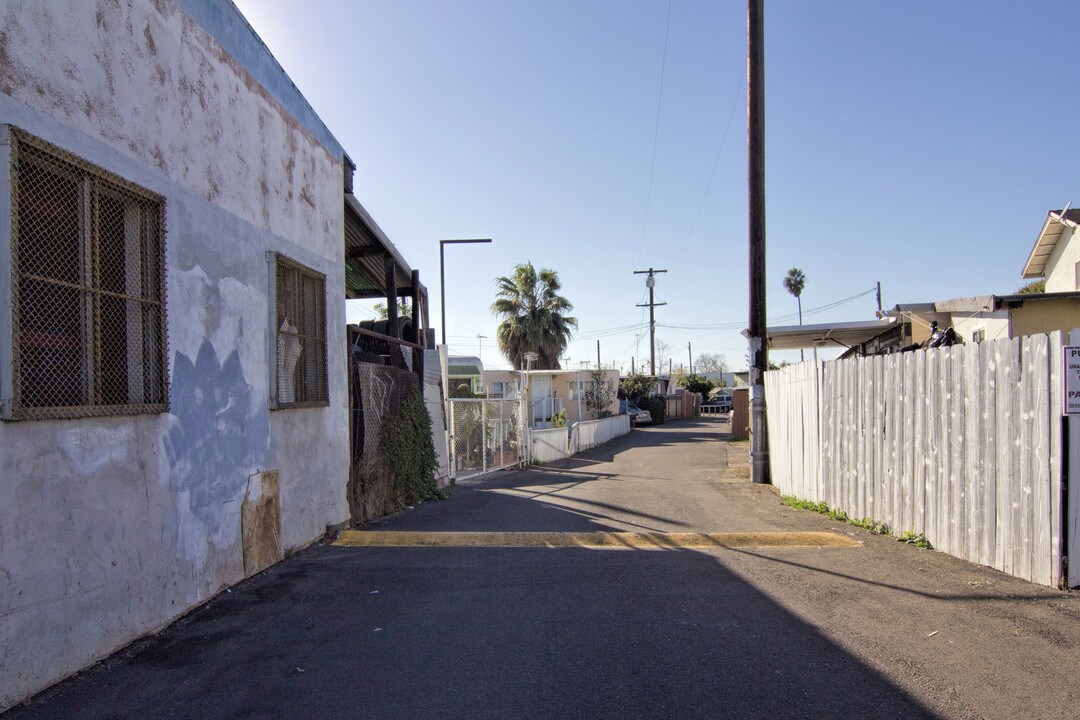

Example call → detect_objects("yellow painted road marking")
333 530 859 549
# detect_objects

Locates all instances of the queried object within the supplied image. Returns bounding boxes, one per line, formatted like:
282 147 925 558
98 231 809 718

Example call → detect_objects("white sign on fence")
1066 346 1080 415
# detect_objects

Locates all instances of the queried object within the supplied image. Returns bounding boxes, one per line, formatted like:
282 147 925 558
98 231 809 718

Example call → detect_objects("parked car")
704 394 732 413
627 403 652 425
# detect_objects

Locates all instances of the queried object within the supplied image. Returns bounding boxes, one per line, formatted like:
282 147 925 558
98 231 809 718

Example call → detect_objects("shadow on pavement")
5 487 942 720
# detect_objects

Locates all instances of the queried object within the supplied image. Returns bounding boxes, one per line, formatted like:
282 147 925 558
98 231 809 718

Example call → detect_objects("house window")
8 128 167 420
273 254 327 407
971 327 986 343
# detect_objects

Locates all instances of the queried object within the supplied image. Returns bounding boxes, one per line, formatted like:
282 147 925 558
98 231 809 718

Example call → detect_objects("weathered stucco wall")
1044 225 1078 293
0 0 349 709
950 312 1009 343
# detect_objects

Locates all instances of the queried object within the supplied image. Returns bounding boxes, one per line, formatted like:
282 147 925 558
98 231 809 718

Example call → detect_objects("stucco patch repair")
165 341 269 531
60 425 138 476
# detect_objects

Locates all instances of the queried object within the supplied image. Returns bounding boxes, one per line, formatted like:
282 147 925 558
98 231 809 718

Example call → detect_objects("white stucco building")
0 1 363 708
1022 207 1080 292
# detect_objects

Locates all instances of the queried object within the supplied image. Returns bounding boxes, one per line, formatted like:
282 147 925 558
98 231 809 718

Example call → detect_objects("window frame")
3 126 168 421
268 252 329 410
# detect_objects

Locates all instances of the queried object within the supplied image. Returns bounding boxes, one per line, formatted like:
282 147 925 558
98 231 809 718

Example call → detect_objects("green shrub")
380 386 446 505
639 395 667 424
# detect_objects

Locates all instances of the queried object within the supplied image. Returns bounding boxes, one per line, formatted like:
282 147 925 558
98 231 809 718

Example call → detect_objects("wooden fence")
765 330 1080 588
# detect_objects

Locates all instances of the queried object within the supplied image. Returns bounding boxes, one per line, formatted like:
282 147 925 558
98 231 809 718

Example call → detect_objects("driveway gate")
448 398 524 480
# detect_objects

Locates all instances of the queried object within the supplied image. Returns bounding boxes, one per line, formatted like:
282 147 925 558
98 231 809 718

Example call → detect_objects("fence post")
481 400 488 475
448 399 456 482
1068 329 1080 588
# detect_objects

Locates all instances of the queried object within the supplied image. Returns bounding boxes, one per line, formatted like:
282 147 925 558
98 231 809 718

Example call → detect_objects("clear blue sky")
235 0 1080 371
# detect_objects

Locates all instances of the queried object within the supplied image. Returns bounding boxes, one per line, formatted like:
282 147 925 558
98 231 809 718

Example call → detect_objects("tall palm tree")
492 262 577 370
783 267 806 361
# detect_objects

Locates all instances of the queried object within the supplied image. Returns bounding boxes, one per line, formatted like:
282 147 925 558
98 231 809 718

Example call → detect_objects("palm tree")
783 267 806 361
492 262 577 369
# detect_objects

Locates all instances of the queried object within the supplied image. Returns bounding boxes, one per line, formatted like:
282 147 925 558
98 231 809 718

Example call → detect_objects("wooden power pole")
634 268 667 376
748 0 769 484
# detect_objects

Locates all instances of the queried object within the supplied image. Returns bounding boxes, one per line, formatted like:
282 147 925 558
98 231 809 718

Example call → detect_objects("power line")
673 76 745 264
636 0 673 262
659 287 878 331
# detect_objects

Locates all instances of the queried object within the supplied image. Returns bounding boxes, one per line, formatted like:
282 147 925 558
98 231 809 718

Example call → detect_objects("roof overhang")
344 194 424 300
766 318 898 350
1022 209 1079 279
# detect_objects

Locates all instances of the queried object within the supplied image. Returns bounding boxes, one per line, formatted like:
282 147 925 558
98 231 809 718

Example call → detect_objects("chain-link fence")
449 398 523 480
9 127 167 420
347 327 427 522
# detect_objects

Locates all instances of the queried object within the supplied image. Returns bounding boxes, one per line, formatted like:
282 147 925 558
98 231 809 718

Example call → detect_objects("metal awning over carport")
766 318 897 350
344 193 429 342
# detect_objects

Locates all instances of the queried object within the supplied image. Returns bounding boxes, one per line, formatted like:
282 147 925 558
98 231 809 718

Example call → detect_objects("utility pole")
596 340 601 369
688 342 693 375
634 268 667 376
747 0 769 484
876 281 883 317
631 356 635 373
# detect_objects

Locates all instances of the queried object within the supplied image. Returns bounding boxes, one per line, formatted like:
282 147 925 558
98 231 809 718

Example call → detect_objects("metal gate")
448 398 524 480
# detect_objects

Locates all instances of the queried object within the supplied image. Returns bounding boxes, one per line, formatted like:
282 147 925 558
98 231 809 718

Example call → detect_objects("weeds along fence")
765 330 1080 588
347 327 426 523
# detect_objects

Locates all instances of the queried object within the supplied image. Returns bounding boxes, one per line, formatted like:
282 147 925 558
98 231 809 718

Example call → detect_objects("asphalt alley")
6 419 1079 720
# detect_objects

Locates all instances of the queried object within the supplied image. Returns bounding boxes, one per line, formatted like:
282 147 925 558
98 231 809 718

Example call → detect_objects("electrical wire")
660 287 878 331
636 0 673 262
672 77 744 264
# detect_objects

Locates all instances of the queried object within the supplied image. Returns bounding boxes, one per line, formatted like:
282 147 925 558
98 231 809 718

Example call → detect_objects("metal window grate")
9 128 167 420
275 255 328 407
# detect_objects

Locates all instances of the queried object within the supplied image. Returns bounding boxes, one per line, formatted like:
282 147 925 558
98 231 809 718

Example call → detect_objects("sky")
234 0 1080 372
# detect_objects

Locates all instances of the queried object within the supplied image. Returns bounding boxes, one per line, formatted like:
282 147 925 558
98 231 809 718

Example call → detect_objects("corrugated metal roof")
344 194 417 299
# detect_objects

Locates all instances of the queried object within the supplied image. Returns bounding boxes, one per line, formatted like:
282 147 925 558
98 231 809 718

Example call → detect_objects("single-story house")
448 355 484 395
482 368 620 427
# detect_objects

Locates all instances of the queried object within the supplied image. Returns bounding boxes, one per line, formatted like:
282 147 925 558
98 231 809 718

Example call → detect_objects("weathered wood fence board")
766 330 1077 588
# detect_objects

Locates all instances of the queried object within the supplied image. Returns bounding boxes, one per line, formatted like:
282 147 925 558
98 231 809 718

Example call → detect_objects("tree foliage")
449 381 476 399
695 352 729 375
1016 279 1045 295
782 267 805 299
654 339 672 373
619 372 652 402
676 373 714 396
374 298 411 319
491 262 577 370
638 395 666 424
584 368 615 419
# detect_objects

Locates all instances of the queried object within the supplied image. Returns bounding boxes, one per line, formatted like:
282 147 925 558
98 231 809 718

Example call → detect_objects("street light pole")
439 239 492 346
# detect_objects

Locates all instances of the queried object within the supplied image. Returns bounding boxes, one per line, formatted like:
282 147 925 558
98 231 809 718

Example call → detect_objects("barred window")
274 255 328 407
9 129 167 420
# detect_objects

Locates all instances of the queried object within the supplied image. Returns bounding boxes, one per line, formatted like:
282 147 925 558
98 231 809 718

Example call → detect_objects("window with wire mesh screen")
274 255 328 407
8 128 167 420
